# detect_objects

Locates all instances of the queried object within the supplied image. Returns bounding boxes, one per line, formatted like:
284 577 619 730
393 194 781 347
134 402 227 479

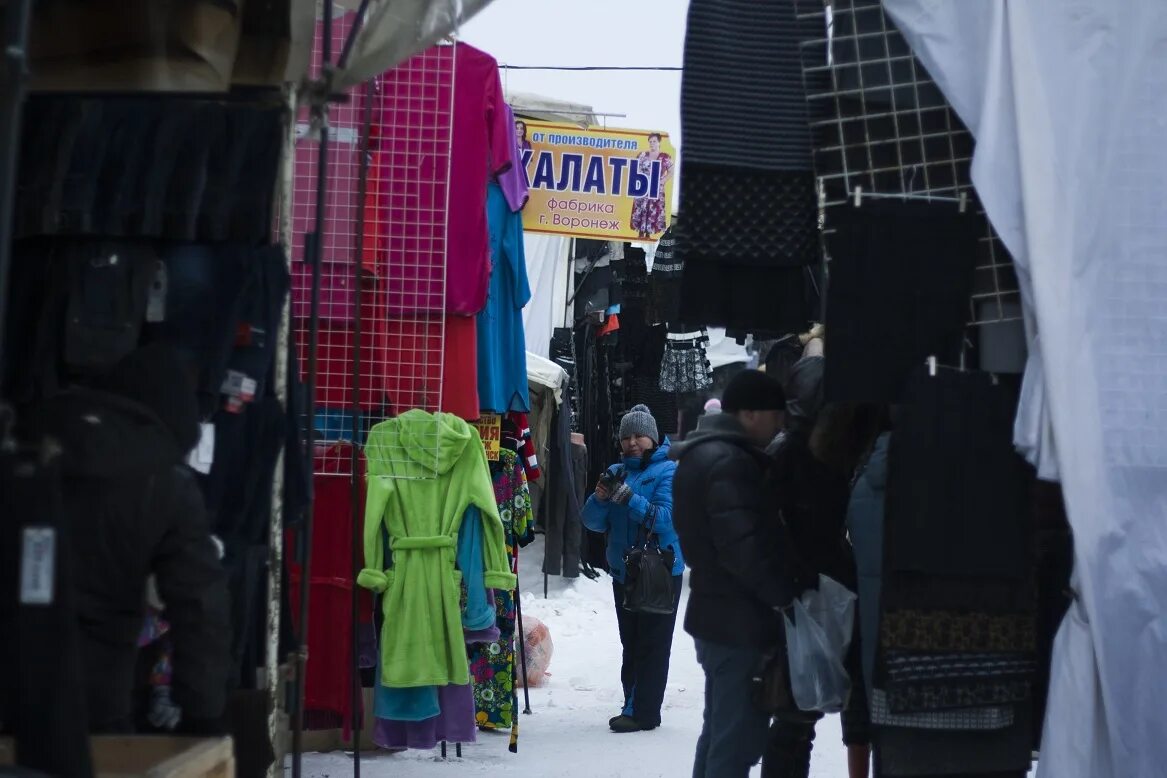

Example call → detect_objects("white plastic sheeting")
882 3 1167 776
328 0 496 89
522 233 572 359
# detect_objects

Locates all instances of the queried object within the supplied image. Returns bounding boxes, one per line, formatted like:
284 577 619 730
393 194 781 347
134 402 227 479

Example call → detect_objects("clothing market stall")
879 4 1167 777
285 9 545 768
0 2 502 778
669 1 1080 776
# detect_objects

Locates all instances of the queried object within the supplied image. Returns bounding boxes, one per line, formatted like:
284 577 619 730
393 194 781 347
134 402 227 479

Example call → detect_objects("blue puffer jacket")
846 432 890 698
581 440 683 583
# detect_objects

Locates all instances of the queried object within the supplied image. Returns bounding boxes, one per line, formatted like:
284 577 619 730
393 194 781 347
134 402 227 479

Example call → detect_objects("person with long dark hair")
515 118 533 152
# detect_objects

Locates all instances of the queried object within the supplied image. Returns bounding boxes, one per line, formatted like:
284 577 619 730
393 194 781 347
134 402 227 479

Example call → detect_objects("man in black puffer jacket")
21 343 231 735
672 369 801 778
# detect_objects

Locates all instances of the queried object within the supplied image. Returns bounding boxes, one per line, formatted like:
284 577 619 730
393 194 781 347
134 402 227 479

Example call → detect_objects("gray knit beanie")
619 404 660 445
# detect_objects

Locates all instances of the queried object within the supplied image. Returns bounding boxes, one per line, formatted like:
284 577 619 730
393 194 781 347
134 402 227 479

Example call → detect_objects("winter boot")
609 715 648 733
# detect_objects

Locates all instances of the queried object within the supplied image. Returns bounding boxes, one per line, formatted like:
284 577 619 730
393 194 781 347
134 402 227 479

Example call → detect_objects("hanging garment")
358 411 516 688
470 450 533 731
478 182 532 413
876 710 1034 778
659 329 713 393
373 662 478 749
677 0 822 268
542 399 586 578
288 447 372 727
148 243 252 418
504 412 540 482
885 368 1031 579
619 246 651 307
678 261 816 335
368 42 513 315
823 200 981 403
878 573 1038 717
373 504 497 725
649 224 683 325
497 104 530 212
17 96 282 244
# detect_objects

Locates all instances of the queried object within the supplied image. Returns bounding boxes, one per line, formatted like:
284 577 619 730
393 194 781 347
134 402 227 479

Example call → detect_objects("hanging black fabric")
678 262 816 335
884 367 1031 579
0 444 94 777
16 96 282 244
676 0 824 269
824 200 980 403
648 224 683 325
675 0 826 334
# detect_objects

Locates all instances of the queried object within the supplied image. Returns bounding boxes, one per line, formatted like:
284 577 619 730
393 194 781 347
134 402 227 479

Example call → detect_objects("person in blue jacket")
582 404 684 733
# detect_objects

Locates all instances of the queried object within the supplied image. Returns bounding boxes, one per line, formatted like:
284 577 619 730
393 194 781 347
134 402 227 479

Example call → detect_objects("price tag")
187 423 216 475
472 414 502 461
20 527 56 606
145 261 168 323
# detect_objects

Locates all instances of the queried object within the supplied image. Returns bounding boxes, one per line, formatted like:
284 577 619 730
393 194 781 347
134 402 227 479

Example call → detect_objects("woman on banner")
515 119 533 152
631 133 673 238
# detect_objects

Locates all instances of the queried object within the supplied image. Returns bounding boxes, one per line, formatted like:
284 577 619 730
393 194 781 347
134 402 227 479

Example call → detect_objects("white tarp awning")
328 0 497 90
883 3 1167 776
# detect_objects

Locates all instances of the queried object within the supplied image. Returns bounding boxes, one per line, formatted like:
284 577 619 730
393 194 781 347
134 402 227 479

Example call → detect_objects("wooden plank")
0 736 233 777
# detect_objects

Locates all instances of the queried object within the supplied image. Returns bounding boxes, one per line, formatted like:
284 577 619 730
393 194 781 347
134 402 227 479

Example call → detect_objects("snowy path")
299 536 849 777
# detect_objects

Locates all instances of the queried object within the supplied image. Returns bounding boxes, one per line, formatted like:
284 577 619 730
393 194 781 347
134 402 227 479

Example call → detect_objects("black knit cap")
722 369 787 413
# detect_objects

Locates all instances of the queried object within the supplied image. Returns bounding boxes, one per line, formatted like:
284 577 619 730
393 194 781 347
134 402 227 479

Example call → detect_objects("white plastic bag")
783 574 857 713
516 615 554 688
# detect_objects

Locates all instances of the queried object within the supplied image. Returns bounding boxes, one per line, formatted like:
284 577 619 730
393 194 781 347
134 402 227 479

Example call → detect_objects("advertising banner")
516 120 676 242
472 413 502 461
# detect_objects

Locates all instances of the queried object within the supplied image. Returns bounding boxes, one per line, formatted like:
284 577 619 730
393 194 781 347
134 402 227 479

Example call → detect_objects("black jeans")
611 575 683 727
762 717 818 778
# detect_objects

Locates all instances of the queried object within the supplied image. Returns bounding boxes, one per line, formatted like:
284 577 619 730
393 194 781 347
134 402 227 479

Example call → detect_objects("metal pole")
0 0 34 374
514 560 532 715
291 2 334 776
266 81 299 778
347 77 375 777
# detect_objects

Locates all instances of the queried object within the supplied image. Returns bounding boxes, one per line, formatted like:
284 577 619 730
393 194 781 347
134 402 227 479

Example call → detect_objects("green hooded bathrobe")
358 410 517 688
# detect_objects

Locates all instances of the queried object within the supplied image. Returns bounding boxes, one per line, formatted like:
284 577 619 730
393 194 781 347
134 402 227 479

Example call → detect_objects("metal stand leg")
514 568 533 715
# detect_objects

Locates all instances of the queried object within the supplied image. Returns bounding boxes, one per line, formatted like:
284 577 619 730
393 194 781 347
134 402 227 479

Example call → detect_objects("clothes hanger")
852 185 969 212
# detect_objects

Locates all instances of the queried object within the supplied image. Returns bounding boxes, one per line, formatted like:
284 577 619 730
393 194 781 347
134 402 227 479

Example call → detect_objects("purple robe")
497 104 530 213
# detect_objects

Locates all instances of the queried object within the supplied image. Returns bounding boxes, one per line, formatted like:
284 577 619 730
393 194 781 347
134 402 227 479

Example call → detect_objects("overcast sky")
462 0 688 150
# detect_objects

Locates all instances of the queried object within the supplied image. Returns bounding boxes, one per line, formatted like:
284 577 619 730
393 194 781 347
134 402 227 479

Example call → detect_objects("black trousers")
612 576 683 727
762 717 818 778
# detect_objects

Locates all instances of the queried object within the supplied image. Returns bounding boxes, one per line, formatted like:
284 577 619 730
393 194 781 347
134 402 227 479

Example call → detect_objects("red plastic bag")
517 616 554 688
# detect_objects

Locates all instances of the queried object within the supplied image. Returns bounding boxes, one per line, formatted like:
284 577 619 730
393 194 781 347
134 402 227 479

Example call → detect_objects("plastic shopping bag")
783 574 857 713
517 615 554 688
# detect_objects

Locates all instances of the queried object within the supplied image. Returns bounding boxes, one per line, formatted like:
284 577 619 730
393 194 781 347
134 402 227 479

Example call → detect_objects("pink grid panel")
292 19 456 475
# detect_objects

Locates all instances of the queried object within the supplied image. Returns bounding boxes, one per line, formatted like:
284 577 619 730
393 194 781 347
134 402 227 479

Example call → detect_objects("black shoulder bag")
622 505 676 614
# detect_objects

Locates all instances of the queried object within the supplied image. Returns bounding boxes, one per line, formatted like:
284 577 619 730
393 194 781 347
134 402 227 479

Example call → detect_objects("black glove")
611 483 633 505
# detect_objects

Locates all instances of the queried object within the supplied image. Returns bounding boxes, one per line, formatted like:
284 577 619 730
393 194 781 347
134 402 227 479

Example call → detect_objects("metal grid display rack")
794 0 1022 327
286 9 459 777
292 33 456 478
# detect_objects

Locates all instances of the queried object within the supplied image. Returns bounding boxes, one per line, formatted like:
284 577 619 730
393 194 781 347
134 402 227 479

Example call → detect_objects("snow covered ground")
297 535 849 777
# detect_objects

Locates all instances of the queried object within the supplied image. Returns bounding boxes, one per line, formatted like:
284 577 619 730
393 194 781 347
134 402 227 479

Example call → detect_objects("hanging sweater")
358 410 517 688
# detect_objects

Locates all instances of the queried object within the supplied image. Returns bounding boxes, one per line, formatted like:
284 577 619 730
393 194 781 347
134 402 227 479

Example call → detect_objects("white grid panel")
795 0 1022 326
291 14 456 476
